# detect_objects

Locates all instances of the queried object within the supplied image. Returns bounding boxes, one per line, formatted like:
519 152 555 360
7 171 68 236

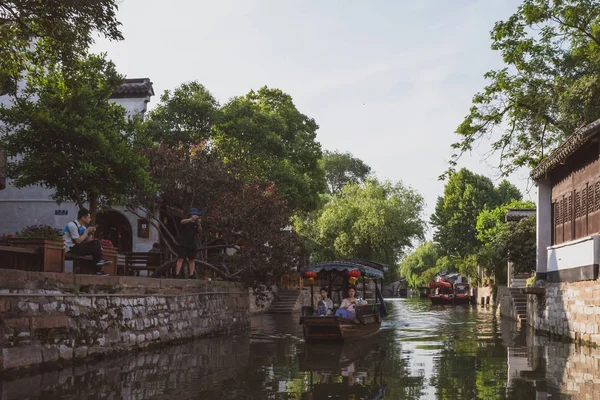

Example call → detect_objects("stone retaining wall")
0 269 249 372
527 281 600 344
496 286 512 317
0 335 250 399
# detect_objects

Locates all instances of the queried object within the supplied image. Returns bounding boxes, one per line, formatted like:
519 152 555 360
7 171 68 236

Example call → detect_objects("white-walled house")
531 119 600 282
0 78 157 253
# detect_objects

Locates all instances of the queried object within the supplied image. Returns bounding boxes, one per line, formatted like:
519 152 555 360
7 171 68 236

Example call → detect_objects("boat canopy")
301 260 385 279
429 281 452 288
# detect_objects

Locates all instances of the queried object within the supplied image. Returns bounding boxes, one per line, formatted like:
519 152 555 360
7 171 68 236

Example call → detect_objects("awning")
301 260 385 279
429 281 452 288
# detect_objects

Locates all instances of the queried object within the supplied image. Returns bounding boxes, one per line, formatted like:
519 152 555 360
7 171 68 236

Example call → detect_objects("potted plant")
10 225 65 273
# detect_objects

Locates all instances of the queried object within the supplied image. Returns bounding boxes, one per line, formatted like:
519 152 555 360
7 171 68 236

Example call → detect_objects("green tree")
0 0 123 95
476 200 535 280
494 215 537 274
319 150 371 195
131 142 302 295
145 81 220 145
450 0 600 175
213 86 326 212
294 179 425 268
431 169 520 258
496 179 523 204
476 200 535 244
399 242 443 289
0 54 153 221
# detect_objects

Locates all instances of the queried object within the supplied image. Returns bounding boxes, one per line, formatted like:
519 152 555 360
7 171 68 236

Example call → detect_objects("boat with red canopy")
428 279 471 305
428 280 453 305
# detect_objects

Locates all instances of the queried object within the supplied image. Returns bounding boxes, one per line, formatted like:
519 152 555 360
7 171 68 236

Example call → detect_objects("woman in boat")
314 287 334 316
335 286 360 319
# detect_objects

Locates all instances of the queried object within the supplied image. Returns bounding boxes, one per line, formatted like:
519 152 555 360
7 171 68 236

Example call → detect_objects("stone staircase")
268 290 302 313
509 287 528 324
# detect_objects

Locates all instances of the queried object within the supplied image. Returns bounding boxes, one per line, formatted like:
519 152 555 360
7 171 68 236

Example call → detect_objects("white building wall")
547 235 600 274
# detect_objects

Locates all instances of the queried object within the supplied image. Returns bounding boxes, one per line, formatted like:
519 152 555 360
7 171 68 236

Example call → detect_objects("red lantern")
348 269 361 278
304 271 317 279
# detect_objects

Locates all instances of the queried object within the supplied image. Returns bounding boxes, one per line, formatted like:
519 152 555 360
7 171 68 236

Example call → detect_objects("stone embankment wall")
496 286 513 317
0 270 249 372
531 333 600 398
0 335 250 399
476 286 493 306
527 281 600 344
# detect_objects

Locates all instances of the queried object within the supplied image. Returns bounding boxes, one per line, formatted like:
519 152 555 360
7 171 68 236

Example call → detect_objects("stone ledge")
522 287 546 295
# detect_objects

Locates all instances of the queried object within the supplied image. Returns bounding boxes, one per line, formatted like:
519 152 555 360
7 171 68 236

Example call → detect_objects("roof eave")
530 118 600 181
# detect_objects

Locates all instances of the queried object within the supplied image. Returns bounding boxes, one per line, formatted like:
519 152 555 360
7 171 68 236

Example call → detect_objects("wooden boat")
299 259 387 342
428 280 471 305
453 282 471 305
428 280 454 305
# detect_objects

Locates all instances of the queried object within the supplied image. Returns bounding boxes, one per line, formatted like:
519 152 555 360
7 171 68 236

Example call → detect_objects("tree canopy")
451 0 600 175
294 178 425 269
213 87 326 212
319 150 371 195
431 169 522 258
0 53 152 221
145 81 220 145
399 241 443 289
0 0 123 95
147 84 326 213
131 141 301 294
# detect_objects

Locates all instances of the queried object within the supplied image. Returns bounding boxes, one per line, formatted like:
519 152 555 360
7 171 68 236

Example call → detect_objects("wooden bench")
65 253 96 274
124 252 162 276
64 252 117 275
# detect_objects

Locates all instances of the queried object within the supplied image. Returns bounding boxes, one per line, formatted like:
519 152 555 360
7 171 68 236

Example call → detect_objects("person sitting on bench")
63 208 111 275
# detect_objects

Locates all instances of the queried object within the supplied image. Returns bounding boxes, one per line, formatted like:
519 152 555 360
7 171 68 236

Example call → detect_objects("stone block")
31 315 69 330
74 275 119 289
42 302 58 313
0 269 29 289
3 317 30 331
1 343 43 370
118 276 161 289
35 272 75 289
58 345 72 360
74 346 88 358
70 296 92 308
42 345 59 363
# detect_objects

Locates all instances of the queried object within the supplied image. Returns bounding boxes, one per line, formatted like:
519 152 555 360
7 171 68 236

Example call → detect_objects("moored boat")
299 260 388 342
453 282 471 305
428 279 472 305
428 280 454 305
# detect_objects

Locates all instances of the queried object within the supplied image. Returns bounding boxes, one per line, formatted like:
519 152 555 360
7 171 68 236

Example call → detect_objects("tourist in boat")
335 286 361 318
314 287 334 316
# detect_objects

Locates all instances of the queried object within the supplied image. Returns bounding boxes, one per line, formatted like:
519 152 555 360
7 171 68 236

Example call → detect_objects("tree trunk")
89 195 98 224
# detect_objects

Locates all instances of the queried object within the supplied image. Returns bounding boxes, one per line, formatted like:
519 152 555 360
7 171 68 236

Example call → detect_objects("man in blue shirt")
63 208 110 275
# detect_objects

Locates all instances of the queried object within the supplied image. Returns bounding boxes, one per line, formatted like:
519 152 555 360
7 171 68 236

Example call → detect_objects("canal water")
1 298 597 399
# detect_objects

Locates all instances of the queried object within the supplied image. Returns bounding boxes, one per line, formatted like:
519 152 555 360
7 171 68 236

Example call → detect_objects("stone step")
275 295 299 299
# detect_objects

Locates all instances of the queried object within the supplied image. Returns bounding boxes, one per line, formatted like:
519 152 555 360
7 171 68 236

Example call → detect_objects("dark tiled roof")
505 208 535 222
110 78 154 99
530 118 600 181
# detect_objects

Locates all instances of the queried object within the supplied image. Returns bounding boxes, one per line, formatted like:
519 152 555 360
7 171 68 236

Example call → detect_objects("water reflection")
3 298 600 399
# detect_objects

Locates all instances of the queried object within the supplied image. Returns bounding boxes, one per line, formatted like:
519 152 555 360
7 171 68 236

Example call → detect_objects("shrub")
16 225 62 240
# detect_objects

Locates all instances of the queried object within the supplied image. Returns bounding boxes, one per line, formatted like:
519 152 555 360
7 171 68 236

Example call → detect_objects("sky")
92 0 535 236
